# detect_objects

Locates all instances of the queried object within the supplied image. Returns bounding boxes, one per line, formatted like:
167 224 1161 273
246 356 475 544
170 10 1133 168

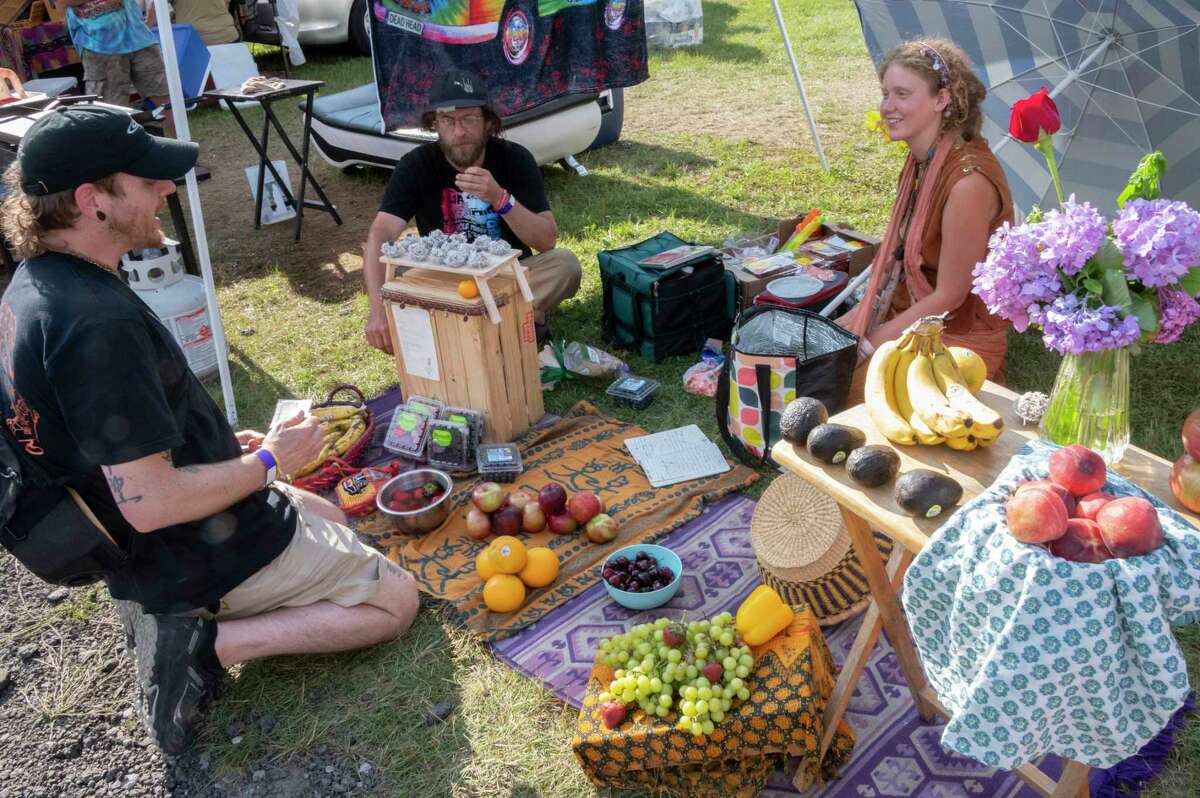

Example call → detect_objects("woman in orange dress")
843 38 1015 382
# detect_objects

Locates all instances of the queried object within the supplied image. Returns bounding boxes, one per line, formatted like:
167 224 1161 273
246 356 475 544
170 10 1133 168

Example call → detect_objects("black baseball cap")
429 69 490 112
18 106 199 196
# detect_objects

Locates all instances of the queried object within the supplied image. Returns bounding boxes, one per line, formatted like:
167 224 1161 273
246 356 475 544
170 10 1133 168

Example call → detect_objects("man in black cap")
0 106 420 754
362 69 582 353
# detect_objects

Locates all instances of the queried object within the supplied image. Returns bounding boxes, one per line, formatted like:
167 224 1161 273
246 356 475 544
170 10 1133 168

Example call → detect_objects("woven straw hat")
750 474 894 626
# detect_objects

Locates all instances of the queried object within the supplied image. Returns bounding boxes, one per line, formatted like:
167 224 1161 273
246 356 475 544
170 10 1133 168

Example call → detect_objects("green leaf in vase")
1129 291 1160 337
1179 267 1200 296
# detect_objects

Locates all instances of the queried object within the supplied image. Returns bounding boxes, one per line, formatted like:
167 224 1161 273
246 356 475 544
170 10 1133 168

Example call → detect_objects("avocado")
894 469 963 518
805 423 866 465
845 445 901 487
780 397 828 445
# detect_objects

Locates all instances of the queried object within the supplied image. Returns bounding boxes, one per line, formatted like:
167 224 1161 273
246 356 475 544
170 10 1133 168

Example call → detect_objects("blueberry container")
439 405 485 449
426 419 473 472
405 395 445 418
382 408 431 460
476 442 523 483
606 375 660 410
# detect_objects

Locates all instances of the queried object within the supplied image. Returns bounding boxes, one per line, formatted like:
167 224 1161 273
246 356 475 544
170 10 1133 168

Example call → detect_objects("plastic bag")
539 341 627 390
682 339 725 397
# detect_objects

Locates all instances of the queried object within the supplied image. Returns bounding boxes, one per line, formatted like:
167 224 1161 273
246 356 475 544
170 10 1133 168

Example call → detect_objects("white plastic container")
644 0 703 48
120 241 220 378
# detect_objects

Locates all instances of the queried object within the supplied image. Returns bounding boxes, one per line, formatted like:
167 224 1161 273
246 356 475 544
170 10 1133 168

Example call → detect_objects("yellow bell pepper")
735 584 795 646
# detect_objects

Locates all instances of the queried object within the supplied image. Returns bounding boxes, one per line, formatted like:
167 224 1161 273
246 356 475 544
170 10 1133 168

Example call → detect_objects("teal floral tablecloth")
902 438 1200 769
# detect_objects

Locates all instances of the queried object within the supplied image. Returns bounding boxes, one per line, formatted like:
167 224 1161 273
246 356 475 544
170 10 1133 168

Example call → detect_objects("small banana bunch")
865 316 1003 451
293 404 368 478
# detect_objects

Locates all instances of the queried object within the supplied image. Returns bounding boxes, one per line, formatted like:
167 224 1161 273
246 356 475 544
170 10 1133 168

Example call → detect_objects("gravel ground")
0 552 380 798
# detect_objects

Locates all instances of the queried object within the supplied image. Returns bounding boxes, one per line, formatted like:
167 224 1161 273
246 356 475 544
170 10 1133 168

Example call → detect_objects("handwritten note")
624 425 730 488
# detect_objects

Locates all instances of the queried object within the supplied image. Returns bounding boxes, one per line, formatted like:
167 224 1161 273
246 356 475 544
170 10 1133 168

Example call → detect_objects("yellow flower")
863 110 888 137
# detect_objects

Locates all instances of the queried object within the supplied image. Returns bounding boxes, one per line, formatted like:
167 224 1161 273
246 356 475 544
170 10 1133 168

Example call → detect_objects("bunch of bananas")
865 316 1004 451
293 405 369 478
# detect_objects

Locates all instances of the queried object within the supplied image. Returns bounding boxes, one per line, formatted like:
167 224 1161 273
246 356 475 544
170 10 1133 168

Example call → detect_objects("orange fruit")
457 279 480 299
483 574 525 613
518 547 559 588
488 535 528 574
476 548 497 581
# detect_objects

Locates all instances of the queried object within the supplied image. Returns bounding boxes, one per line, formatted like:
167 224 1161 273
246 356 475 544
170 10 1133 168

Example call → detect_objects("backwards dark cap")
429 69 490 112
17 106 199 196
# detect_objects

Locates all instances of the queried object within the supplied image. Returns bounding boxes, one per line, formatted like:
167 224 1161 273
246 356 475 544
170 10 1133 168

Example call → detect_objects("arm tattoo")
101 465 143 506
159 451 173 465
162 450 200 473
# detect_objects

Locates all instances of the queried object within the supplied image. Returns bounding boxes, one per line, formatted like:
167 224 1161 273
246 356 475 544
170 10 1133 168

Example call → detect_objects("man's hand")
236 430 266 452
455 167 504 208
261 412 325 478
366 305 393 354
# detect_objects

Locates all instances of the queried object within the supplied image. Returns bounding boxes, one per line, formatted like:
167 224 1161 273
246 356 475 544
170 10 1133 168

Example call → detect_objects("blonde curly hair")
878 37 987 140
0 162 120 259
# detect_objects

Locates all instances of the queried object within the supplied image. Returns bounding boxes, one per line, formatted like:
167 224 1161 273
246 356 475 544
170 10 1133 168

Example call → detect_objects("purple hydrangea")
972 221 1061 332
1038 293 1142 354
1036 197 1107 275
1112 199 1200 288
1154 288 1200 344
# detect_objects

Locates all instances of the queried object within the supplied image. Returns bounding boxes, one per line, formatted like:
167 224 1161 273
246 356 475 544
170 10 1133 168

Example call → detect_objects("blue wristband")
253 448 278 485
496 192 514 216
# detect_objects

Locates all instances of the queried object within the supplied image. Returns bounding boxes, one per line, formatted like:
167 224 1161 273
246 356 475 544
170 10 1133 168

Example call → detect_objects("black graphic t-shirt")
0 254 296 613
379 138 550 258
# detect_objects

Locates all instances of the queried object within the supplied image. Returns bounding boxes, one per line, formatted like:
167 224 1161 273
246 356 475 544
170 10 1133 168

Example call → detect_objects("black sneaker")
535 321 551 348
113 599 142 660
130 613 223 756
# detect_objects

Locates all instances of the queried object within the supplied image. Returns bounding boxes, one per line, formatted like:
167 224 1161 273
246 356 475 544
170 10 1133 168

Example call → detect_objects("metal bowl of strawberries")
377 469 453 535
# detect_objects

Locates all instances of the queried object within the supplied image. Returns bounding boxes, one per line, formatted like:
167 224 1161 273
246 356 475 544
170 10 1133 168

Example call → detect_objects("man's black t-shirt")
0 254 296 614
379 138 550 258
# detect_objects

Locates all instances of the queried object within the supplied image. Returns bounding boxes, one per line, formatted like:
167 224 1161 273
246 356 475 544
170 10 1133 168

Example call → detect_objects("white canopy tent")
769 0 828 171
151 7 239 425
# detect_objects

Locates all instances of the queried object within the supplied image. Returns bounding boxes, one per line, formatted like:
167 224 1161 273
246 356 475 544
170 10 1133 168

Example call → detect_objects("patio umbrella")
853 1 1200 214
151 0 239 425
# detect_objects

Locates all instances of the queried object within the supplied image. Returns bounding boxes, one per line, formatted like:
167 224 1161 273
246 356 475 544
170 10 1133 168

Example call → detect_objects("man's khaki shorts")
80 45 169 107
205 483 390 621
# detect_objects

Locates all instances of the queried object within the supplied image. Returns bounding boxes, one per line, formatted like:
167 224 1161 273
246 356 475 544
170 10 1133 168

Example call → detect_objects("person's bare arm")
363 211 409 354
102 413 324 533
867 173 1000 347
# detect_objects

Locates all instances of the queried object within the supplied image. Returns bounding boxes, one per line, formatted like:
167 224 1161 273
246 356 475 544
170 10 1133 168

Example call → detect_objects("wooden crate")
0 0 30 25
381 268 543 444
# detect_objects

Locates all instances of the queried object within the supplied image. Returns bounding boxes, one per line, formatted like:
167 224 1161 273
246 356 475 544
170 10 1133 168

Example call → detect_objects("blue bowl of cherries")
602 544 683 610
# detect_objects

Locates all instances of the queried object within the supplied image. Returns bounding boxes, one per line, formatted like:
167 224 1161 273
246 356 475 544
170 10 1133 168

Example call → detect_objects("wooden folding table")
771 381 1198 798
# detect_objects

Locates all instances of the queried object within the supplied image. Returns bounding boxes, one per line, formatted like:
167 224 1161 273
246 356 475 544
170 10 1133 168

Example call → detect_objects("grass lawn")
168 1 1200 793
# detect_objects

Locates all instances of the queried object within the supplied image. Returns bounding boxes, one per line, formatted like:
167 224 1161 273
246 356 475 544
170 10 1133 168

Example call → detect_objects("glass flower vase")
1040 347 1131 465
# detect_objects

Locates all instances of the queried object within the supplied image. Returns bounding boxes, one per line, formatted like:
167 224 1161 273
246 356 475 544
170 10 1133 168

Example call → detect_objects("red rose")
1009 87 1061 143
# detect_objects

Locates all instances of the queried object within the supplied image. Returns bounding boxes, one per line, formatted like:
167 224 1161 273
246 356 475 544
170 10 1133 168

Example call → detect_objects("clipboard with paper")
624 425 731 488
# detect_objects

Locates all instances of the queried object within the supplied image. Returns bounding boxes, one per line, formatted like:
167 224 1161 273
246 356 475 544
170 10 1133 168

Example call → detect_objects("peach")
1096 497 1164 558
1169 454 1200 513
1016 480 1076 517
1048 445 1107 497
1048 518 1112 563
1006 489 1069 544
1075 491 1115 521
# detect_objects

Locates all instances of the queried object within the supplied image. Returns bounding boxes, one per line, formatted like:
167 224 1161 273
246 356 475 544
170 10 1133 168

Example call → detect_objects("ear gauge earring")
97 211 106 221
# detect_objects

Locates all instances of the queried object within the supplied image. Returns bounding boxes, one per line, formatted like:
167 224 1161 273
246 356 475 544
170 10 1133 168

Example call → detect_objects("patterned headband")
915 41 952 89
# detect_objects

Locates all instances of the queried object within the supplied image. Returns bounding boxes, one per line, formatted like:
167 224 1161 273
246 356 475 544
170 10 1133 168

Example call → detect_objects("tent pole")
152 6 239 426
770 0 829 171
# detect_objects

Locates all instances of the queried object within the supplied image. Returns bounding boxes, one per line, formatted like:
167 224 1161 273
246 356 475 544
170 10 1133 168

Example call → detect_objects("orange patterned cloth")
356 402 758 642
572 608 855 796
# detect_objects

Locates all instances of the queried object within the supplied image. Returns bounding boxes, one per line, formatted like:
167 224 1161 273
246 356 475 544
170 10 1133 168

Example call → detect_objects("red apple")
508 490 536 512
600 701 626 729
1075 491 1115 521
1170 454 1200 513
567 491 604 525
1006 489 1068 544
701 662 723 683
465 508 492 540
492 506 522 537
1048 445 1107 497
548 512 578 534
1183 408 1200 461
1048 518 1112 563
538 483 568 516
522 502 547 533
1096 497 1164 558
585 513 618 544
1016 480 1077 517
471 481 505 514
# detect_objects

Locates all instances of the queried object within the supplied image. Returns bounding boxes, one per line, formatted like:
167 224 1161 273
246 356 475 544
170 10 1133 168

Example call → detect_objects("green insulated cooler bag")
599 232 735 361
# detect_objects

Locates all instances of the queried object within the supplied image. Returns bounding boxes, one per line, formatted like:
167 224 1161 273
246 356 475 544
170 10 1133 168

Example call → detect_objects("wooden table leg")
818 545 912 759
840 506 937 721
1051 761 1090 798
